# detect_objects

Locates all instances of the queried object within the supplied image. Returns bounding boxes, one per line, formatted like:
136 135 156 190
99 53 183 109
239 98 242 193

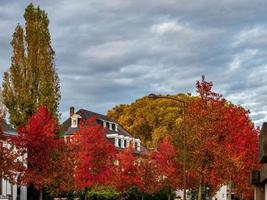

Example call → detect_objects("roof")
61 109 126 136
61 108 148 155
1 120 17 136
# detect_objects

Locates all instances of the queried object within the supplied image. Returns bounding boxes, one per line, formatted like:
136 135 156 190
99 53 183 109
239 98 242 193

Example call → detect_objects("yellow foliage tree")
107 94 192 148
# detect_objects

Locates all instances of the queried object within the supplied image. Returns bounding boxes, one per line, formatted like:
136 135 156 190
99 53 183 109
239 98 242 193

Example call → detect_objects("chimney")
70 106 75 117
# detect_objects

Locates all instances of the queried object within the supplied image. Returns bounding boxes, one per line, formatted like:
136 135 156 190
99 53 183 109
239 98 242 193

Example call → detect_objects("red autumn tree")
73 117 116 199
47 139 78 196
218 104 259 199
154 136 181 200
13 106 63 200
111 147 141 193
137 153 161 199
184 76 259 199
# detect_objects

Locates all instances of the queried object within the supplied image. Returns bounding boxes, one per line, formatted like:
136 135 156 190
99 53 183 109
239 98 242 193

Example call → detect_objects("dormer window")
134 139 141 152
115 124 118 132
109 123 113 131
72 119 77 126
112 123 116 131
118 138 121 147
71 115 81 128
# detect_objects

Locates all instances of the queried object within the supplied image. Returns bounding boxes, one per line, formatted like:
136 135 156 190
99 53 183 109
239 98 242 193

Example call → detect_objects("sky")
0 0 267 126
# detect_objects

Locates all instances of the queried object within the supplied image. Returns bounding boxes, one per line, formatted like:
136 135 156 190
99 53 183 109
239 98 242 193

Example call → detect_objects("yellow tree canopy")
107 94 192 148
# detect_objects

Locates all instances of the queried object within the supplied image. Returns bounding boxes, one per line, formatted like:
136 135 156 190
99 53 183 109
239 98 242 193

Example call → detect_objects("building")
61 107 147 154
0 121 27 200
251 122 267 200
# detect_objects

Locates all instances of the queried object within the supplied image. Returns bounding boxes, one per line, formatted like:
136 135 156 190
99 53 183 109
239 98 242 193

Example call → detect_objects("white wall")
212 185 227 200
0 178 27 200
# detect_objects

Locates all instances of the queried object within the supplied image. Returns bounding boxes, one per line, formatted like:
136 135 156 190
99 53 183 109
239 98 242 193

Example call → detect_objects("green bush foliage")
87 189 119 200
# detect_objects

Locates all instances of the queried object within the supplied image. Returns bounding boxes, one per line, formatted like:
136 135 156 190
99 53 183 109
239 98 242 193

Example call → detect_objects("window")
73 119 77 126
118 139 121 147
112 123 116 131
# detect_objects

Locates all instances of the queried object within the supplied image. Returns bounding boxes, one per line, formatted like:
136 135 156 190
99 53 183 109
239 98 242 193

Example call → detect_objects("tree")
2 3 60 128
184 77 259 199
111 147 141 193
46 139 78 196
108 94 189 148
13 106 62 200
154 136 182 200
108 77 259 198
137 153 161 199
73 117 116 200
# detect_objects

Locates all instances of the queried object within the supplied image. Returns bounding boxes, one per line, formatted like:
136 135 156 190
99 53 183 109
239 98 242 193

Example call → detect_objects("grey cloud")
0 0 267 126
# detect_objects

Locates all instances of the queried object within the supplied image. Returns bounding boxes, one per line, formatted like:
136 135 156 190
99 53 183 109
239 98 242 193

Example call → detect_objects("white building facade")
0 180 27 200
0 122 27 200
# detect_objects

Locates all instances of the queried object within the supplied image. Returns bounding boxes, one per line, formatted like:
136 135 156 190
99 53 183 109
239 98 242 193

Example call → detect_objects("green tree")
2 3 60 127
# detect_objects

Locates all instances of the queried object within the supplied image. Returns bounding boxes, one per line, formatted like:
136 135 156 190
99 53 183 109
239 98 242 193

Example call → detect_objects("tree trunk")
39 189 43 200
197 183 202 200
84 187 88 200
141 194 144 200
168 188 171 200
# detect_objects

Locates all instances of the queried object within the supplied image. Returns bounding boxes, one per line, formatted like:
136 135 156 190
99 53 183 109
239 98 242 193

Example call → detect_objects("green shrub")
87 189 119 200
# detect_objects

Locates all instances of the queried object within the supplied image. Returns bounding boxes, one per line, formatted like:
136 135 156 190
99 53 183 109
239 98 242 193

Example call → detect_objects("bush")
87 189 119 200
121 187 173 200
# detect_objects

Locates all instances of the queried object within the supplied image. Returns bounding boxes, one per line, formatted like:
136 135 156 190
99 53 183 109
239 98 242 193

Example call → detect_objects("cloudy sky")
0 0 267 126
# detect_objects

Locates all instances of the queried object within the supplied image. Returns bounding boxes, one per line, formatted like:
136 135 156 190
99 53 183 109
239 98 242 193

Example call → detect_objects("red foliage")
0 132 22 182
47 139 78 195
13 106 59 189
111 147 142 192
137 153 161 195
185 77 259 197
154 136 182 190
73 117 116 190
12 106 68 193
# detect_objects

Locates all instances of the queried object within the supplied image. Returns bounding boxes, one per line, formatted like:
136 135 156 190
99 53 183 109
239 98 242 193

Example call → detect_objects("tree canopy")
108 94 191 148
108 77 259 199
2 3 60 128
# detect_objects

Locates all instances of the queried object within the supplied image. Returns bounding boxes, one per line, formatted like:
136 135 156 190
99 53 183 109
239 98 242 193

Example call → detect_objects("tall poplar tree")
2 3 60 127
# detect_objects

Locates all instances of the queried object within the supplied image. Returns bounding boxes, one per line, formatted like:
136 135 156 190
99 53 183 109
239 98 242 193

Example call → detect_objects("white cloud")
229 49 258 71
233 26 267 47
151 21 192 35
81 40 137 60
